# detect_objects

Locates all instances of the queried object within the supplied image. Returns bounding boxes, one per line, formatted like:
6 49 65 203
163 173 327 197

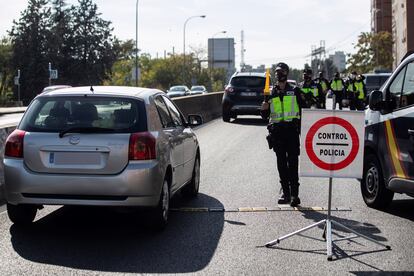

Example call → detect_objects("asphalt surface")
0 110 414 275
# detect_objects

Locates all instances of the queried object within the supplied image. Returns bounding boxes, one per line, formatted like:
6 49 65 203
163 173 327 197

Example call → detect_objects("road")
0 113 413 275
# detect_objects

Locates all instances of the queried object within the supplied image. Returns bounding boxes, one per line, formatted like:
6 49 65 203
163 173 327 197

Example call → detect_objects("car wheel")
7 204 37 225
183 155 200 198
152 179 170 230
361 154 394 208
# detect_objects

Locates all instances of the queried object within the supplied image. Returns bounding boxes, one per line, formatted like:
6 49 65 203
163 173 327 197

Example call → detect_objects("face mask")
276 72 287 82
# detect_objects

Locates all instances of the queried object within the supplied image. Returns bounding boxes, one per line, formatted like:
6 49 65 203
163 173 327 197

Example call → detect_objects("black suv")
222 72 267 122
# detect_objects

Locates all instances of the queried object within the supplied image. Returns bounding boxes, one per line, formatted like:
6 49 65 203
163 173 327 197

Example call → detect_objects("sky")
0 0 371 69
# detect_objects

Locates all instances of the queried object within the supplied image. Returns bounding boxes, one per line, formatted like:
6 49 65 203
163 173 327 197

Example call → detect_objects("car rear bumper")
4 158 163 207
230 104 262 114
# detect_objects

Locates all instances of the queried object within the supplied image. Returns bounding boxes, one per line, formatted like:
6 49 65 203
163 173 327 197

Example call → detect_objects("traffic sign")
50 69 58 79
299 109 365 178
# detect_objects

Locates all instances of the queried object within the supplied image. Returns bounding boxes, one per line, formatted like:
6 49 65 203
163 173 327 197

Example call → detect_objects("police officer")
314 71 330 109
299 68 323 108
354 74 367 110
345 71 357 110
261 62 305 207
330 72 345 110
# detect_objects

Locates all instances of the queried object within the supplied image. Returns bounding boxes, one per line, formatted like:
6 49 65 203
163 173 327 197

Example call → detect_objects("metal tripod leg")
265 219 326 247
331 220 391 250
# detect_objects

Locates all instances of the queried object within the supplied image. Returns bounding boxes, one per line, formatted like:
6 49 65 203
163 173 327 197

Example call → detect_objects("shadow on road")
382 199 414 222
265 210 391 263
9 193 224 274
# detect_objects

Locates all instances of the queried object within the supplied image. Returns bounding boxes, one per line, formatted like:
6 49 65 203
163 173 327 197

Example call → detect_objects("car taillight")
225 87 235 95
5 129 26 158
129 132 156 160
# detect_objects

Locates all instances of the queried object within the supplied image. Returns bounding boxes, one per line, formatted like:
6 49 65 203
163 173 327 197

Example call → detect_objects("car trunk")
24 133 130 175
230 76 266 105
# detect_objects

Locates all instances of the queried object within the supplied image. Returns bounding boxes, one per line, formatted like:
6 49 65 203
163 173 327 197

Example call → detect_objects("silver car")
4 86 202 229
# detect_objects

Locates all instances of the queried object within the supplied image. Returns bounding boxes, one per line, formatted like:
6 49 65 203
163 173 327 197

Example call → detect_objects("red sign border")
305 116 359 171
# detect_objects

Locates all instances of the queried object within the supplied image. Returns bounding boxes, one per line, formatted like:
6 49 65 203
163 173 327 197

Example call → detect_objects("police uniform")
299 80 323 109
314 75 330 109
354 77 367 110
262 80 305 206
330 76 345 110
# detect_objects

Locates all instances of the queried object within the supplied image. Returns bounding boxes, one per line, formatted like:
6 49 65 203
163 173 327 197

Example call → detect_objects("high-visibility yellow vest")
301 87 319 97
270 92 300 123
347 82 355 92
331 79 343 91
355 81 365 100
320 80 328 92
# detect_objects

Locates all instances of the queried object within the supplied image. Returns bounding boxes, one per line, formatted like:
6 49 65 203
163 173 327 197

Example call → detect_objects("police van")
362 52 414 208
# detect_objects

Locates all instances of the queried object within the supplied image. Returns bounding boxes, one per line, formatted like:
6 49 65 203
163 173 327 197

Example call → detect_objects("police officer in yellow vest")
354 74 367 110
345 71 357 110
330 72 345 110
314 71 330 109
299 68 323 109
261 62 305 206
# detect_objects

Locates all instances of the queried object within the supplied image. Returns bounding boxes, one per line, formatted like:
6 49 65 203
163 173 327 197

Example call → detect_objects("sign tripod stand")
265 177 391 260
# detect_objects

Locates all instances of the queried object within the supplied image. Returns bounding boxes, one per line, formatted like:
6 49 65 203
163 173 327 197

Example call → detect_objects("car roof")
232 72 266 78
39 86 162 100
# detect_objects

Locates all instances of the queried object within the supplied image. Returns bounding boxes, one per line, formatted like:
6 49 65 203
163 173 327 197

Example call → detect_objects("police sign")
299 109 365 178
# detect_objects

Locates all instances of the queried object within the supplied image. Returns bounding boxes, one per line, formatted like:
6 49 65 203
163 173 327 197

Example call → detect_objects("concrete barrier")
0 92 224 204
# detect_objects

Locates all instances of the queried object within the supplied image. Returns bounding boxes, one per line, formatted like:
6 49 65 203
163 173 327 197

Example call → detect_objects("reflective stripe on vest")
301 87 318 97
355 81 365 99
331 80 343 91
269 95 300 123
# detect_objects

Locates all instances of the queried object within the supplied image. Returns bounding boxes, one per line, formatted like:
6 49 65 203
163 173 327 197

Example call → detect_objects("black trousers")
271 125 300 197
333 91 343 110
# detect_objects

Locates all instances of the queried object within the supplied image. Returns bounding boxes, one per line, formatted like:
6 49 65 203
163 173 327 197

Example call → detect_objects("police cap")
275 62 289 73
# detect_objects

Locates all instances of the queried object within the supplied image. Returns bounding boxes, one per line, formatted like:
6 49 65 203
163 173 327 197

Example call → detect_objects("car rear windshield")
230 77 265 88
19 96 147 133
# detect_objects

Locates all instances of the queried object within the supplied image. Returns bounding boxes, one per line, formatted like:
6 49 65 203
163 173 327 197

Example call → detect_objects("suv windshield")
19 96 147 133
230 77 265 88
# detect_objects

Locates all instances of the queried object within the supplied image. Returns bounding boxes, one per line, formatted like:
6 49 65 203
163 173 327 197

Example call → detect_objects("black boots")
290 185 300 207
278 194 291 204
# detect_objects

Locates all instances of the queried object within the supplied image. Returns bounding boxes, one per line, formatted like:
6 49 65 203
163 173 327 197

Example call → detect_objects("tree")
68 0 116 85
347 31 393 73
0 37 13 99
9 0 51 102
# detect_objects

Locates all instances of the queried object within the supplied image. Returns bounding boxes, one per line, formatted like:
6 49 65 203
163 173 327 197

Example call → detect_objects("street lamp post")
183 15 206 84
135 0 139 87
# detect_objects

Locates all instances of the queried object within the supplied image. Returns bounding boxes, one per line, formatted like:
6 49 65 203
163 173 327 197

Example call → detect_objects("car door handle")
408 129 414 136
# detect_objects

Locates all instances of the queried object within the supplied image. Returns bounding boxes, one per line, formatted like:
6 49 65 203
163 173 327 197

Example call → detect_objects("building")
392 0 414 68
371 0 393 33
208 38 236 80
328 51 346 73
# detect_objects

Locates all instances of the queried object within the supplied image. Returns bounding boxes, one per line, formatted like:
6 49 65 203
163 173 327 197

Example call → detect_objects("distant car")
363 73 391 96
166 85 190 98
287 80 297 87
4 86 203 229
222 72 268 122
189 85 208 95
41 85 72 94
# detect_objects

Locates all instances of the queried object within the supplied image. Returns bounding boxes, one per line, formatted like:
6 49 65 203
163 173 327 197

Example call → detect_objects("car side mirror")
369 90 384 111
187 114 203 127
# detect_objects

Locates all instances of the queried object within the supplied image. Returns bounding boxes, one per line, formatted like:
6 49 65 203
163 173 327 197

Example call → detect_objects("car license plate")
241 92 256 96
